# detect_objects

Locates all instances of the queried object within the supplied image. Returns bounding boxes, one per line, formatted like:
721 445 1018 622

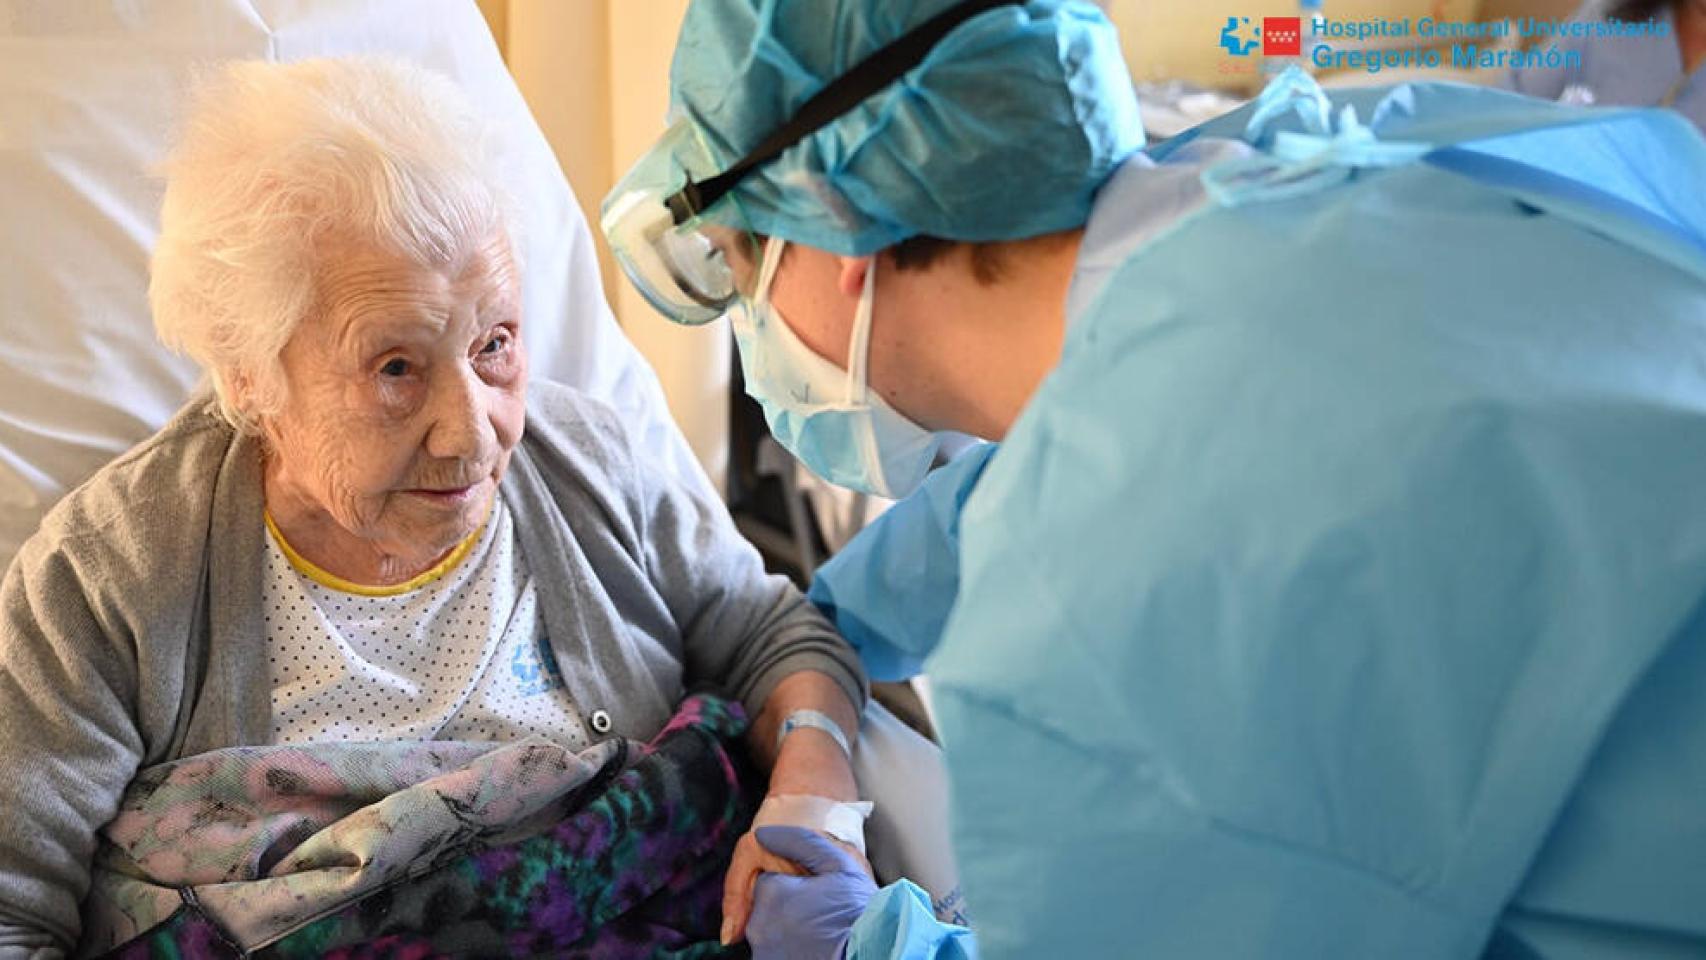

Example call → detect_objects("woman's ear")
836 255 873 299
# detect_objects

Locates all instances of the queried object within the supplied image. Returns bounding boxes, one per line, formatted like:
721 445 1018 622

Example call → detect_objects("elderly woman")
0 58 865 955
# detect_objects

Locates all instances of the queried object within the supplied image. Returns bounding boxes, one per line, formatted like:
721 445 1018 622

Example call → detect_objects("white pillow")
0 0 704 571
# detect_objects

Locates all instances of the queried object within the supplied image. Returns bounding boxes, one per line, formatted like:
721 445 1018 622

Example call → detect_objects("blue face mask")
731 237 944 499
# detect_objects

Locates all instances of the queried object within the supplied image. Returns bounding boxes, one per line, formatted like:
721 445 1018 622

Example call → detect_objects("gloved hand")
746 825 878 960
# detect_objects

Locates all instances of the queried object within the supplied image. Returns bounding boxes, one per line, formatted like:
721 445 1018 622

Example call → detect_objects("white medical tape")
753 794 876 856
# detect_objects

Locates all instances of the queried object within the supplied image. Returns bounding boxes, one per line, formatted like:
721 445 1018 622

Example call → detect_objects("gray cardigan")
0 382 865 955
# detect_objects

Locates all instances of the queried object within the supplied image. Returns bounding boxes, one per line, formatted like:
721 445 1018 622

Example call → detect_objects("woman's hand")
721 823 811 944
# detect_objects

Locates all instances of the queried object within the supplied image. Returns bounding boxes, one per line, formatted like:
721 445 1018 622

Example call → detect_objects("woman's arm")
625 418 868 729
618 423 871 945
720 669 864 947
632 468 871 942
0 535 148 956
745 670 859 798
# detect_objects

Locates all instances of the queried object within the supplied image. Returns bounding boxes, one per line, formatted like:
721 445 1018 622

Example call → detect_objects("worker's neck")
904 230 1082 442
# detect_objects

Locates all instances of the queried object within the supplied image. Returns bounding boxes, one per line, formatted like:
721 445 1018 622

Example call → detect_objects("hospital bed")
0 0 959 943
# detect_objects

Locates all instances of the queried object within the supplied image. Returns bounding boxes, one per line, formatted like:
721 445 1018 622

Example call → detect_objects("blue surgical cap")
669 0 1145 256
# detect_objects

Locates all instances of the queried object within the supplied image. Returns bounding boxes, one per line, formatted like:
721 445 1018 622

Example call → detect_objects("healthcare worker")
601 1 1706 956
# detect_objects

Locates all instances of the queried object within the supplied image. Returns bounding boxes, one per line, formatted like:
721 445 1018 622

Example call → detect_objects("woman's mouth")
406 483 481 506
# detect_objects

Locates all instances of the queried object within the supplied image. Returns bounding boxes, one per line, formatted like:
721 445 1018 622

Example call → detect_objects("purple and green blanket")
84 695 757 959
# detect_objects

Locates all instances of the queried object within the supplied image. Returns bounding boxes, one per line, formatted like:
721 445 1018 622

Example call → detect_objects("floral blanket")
84 695 757 959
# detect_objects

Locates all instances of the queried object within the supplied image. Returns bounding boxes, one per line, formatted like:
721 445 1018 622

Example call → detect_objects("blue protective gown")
811 76 1706 959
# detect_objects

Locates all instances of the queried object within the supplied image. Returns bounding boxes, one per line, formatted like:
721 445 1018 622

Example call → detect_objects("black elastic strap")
667 0 1023 224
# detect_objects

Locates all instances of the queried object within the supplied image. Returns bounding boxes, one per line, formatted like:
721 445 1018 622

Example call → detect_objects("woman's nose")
423 370 493 463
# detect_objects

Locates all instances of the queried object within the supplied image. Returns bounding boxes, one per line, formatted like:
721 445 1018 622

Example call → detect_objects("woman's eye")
380 358 410 377
480 335 508 356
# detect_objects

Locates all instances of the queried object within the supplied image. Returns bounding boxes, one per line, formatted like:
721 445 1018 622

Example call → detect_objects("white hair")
149 56 517 431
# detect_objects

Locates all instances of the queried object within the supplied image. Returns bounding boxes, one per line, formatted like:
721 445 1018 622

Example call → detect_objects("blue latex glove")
747 825 878 960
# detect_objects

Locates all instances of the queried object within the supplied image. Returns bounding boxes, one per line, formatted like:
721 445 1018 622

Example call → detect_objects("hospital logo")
1218 16 1260 55
1219 16 1303 57
1263 17 1302 55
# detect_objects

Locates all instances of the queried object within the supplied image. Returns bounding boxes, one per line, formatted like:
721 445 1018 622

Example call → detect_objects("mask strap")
845 258 877 405
754 236 788 308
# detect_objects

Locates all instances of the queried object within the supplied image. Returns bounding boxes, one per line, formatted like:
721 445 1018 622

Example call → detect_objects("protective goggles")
600 0 1020 325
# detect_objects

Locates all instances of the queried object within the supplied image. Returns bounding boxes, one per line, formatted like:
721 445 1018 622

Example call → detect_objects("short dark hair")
889 235 1009 285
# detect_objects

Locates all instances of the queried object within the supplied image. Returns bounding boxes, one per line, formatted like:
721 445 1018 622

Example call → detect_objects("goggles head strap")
666 0 1022 224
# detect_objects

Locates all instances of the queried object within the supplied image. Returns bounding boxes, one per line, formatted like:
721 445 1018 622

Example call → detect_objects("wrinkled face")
261 232 526 569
